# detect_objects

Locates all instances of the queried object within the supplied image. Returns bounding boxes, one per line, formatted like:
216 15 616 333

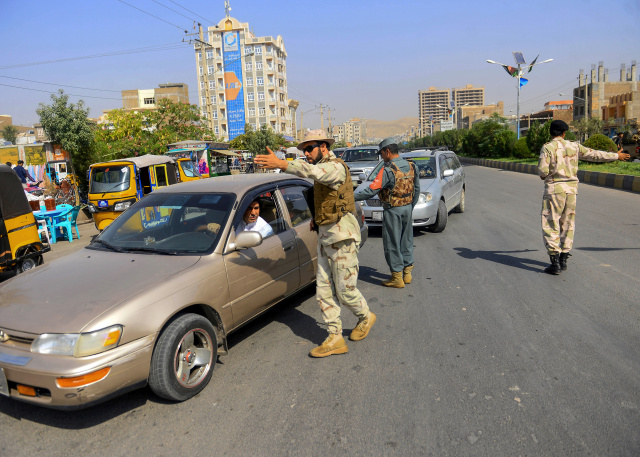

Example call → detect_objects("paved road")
1 165 639 456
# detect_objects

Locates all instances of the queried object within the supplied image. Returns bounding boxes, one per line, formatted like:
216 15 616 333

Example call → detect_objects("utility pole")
320 104 324 131
327 106 332 137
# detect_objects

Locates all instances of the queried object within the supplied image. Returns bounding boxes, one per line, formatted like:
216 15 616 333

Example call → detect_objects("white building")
194 14 295 141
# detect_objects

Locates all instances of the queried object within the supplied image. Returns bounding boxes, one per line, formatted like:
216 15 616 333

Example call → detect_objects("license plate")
372 211 383 221
0 368 9 396
98 200 109 208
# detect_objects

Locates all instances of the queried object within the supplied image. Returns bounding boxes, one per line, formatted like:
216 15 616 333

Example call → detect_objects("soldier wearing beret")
538 120 629 274
354 138 420 288
254 130 375 358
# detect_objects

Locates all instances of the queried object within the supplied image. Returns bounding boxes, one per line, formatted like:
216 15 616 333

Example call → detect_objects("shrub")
513 137 533 158
565 130 577 141
526 120 552 157
583 134 616 152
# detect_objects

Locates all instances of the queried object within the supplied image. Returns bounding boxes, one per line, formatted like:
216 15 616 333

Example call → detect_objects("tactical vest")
380 161 416 207
313 157 356 226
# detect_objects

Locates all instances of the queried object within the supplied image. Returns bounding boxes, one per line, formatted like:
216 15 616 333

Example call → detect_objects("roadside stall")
166 140 239 177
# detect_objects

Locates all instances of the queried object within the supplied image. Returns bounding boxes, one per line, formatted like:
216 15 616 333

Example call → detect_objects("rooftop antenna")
225 0 231 19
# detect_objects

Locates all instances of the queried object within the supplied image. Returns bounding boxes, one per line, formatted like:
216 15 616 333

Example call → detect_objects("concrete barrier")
459 157 640 194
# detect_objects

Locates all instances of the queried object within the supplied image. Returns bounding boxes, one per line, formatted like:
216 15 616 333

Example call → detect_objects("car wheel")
453 188 465 213
15 255 40 275
427 200 447 233
149 314 217 402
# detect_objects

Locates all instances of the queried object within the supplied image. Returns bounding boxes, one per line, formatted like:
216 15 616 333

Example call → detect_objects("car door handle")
283 243 295 252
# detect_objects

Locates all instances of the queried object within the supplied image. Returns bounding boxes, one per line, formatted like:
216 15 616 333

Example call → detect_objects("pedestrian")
254 129 375 358
5 162 12 168
538 120 629 274
354 138 420 288
13 160 36 188
613 131 624 154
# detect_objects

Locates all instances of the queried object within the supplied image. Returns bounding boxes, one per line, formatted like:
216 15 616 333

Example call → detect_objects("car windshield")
407 157 437 179
89 192 235 255
180 160 201 178
343 149 379 162
90 165 131 193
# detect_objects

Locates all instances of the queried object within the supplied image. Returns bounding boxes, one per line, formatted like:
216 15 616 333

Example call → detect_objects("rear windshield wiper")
91 239 125 252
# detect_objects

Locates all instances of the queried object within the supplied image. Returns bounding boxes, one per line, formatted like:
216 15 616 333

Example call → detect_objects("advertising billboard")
222 31 246 141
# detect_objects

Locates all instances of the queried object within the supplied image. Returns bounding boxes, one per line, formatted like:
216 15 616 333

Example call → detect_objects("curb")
459 157 640 194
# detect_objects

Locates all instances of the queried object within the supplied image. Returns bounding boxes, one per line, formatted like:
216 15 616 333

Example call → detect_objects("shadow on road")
453 247 548 273
576 247 640 252
358 265 386 285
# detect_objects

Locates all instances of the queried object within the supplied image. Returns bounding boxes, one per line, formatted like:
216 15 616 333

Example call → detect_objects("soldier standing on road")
254 130 375 358
538 120 629 274
353 138 420 288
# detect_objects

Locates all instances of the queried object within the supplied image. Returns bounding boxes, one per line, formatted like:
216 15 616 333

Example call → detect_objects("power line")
0 75 121 93
150 0 196 23
0 42 186 70
166 0 215 24
115 0 188 32
0 82 121 100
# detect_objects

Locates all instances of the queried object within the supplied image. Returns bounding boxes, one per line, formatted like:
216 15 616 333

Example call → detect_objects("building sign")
222 31 246 141
440 120 454 131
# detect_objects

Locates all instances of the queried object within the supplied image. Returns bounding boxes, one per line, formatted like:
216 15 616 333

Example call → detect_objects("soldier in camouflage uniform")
254 130 375 358
354 138 420 288
538 120 629 274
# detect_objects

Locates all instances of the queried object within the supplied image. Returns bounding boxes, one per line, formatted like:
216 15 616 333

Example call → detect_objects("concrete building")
600 89 639 134
121 83 189 110
458 101 504 129
418 87 450 135
452 84 485 111
331 118 368 146
520 102 574 136
193 12 295 141
573 61 638 121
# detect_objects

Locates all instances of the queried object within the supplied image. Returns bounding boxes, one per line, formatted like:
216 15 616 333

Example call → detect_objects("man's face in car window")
244 201 260 224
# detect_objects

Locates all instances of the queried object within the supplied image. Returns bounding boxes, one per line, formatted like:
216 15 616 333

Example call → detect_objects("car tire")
427 200 447 233
453 188 465 213
149 313 217 402
15 254 41 275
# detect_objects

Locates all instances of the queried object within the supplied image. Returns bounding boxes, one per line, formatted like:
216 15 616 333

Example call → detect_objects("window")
210 95 217 105
208 65 214 75
245 62 252 71
200 81 205 90
206 50 213 60
248 108 255 117
247 93 255 102
214 126 219 135
256 62 263 71
255 45 262 55
199 66 203 76
201 96 206 106
216 48 222 57
246 77 253 87
212 111 218 119
280 186 312 227
209 81 215 90
245 46 253 55
259 107 265 116
258 93 265 101
257 77 264 86
197 53 201 60
438 156 450 177
238 191 285 236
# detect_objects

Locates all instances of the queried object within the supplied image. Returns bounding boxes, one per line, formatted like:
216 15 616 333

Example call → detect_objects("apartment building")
573 61 638 121
121 83 189 110
458 101 504 129
194 15 295 141
332 118 368 146
418 87 450 135
452 84 485 110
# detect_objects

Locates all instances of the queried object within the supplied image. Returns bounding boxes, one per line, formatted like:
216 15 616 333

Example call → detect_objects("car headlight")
87 204 97 213
361 167 373 178
114 200 134 211
31 325 123 357
418 192 432 204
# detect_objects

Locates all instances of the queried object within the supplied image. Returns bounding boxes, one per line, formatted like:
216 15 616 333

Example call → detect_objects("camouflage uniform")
538 138 618 254
285 152 369 335
354 157 420 272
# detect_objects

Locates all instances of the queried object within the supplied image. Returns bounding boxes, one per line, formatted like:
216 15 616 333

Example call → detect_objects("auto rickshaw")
0 164 50 275
175 157 202 182
87 154 178 231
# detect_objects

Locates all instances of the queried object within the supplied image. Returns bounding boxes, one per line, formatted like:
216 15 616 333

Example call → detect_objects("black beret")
550 120 569 133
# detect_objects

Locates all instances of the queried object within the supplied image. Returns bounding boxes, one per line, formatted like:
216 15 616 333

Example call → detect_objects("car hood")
354 178 437 196
345 161 380 169
0 248 200 335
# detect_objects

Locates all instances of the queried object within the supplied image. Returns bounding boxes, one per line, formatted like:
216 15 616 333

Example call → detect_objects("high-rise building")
193 12 296 141
331 118 368 146
418 87 450 136
451 84 485 110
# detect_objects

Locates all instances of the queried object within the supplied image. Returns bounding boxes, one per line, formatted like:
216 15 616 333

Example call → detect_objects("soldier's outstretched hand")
617 151 630 161
254 147 288 171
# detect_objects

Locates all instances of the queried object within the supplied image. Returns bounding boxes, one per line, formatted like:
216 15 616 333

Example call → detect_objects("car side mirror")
358 173 367 181
229 231 263 251
443 169 454 177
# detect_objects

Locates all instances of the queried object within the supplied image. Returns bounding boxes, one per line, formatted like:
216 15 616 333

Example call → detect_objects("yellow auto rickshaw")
175 157 202 182
87 155 178 231
0 164 50 274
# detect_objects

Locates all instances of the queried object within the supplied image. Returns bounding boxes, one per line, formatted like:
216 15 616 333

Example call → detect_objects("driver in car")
236 200 274 238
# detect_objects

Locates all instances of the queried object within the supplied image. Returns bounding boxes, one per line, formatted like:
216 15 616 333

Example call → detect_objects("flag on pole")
502 65 518 77
520 78 528 87
527 55 539 73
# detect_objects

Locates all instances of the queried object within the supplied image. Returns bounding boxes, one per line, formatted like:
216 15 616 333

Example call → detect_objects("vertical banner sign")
223 31 246 140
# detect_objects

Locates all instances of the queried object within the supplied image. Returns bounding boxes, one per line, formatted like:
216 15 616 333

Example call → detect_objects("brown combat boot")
349 311 377 341
309 333 348 358
403 265 414 284
381 271 405 288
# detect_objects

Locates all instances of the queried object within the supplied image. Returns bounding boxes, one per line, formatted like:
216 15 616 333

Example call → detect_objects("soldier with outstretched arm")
254 130 376 358
538 120 629 274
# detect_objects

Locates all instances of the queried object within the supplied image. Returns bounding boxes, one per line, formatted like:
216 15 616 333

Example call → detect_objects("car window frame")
277 183 314 228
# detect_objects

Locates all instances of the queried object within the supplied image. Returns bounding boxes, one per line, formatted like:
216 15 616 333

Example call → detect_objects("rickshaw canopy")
0 164 32 220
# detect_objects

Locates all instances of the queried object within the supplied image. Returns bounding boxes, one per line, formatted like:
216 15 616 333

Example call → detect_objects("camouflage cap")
378 137 397 151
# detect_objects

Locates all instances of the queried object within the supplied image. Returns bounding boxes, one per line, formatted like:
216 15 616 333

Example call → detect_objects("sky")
2 0 639 131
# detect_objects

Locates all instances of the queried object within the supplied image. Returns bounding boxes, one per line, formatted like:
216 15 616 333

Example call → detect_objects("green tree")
583 133 617 152
36 89 96 189
1 125 19 144
513 137 533 159
461 113 514 158
570 117 604 142
526 120 552 157
331 139 347 150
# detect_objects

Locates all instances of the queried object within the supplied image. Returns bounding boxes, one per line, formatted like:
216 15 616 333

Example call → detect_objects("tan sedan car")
0 174 367 409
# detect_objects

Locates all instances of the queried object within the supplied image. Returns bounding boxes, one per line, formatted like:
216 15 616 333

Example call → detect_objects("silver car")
355 149 465 232
341 146 381 187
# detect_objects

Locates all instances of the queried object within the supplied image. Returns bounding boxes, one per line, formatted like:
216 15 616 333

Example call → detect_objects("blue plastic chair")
56 204 73 211
51 206 81 242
